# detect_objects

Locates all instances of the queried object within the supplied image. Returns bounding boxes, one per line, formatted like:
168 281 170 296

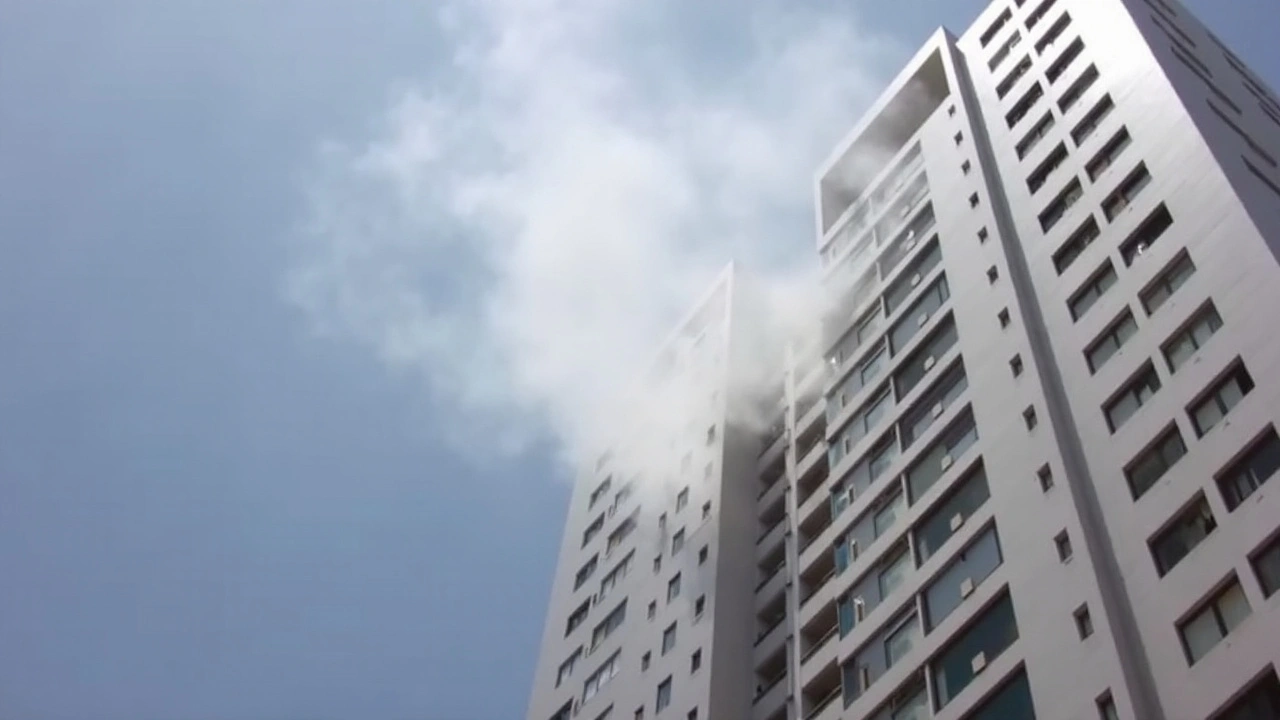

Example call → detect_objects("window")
1163 303 1222 372
567 600 590 635
676 487 688 511
1034 12 1070 54
607 512 638 554
576 555 600 590
642 651 651 670
671 528 685 554
1046 37 1084 83
648 601 656 619
1053 215 1100 274
1190 363 1254 437
932 593 1020 709
906 410 978 501
589 477 612 509
667 573 682 602
998 308 1011 328
594 707 613 720
888 275 949 353
1086 127 1132 180
969 192 980 208
661 622 677 654
1102 163 1152 222
1028 142 1069 193
1011 354 1024 377
1039 177 1083 232
990 31 1022 70
978 226 989 243
656 677 673 711
1208 99 1279 166
980 7 1013 47
894 315 958 398
705 425 716 444
884 238 941 314
1007 83 1045 130
962 159 972 174
997 55 1033 99
1151 494 1217 577
584 651 622 701
1026 0 1057 29
698 545 708 565
550 702 573 720
634 708 643 720
1074 604 1094 638
1098 693 1119 720
1055 529 1073 561
955 131 965 146
884 611 922 666
987 267 999 286
874 490 906 538
558 648 582 687
1023 406 1038 430
1212 670 1280 720
694 595 705 617
690 648 702 672
1058 63 1099 113
878 544 912 598
1069 261 1117 321
653 556 661 573
1105 363 1161 432
1216 426 1280 510
1253 534 1280 598
1072 94 1115 145
599 551 634 601
1245 156 1280 200
584 514 605 546
1179 577 1251 664
923 525 1002 630
1169 48 1243 114
1127 424 1187 500
964 669 1037 720
701 501 710 520
1141 251 1195 315
1015 113 1054 161
591 601 627 650
1037 463 1054 491
658 513 667 532
898 360 968 448
1086 309 1138 373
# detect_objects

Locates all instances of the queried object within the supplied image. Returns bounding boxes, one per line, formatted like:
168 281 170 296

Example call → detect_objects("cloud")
286 0 900 474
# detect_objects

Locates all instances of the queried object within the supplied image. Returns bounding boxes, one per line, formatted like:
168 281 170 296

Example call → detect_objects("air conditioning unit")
853 597 867 621
923 356 936 372
940 454 954 471
848 539 859 561
931 401 944 418
859 665 872 691
910 272 922 287
950 512 965 532
917 312 930 327
960 577 975 598
971 651 987 675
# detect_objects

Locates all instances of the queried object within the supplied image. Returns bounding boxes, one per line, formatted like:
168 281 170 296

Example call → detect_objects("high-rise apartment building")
526 0 1280 719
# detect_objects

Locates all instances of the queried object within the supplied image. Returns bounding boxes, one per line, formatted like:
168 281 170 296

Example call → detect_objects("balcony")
757 515 788 564
753 668 789 720
801 660 842 720
797 478 833 555
799 602 839 666
759 431 787 479
754 610 788 662
756 560 787 611
758 470 787 510
799 543 836 608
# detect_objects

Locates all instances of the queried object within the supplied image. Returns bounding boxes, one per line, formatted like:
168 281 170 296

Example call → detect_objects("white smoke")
286 0 901 483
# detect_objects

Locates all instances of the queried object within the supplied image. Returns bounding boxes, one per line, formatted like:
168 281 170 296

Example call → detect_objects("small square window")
1075 604 1094 638
676 487 689 511
668 573 682 602
635 708 644 720
656 677 673 711
662 622 677 654
687 710 698 720
694 595 706 617
969 192 980 207
706 425 716 444
978 226 989 243
1056 530 1074 561
702 501 711 519
999 308 1012 327
955 131 964 145
962 159 972 174
949 105 957 117
641 651 651 670
690 649 702 673
1024 405 1039 430
1097 692 1119 720
987 265 999 283
1010 354 1024 377
658 512 667 530
698 545 709 565
654 556 661 573
648 601 657 620
1038 463 1054 491
672 528 686 554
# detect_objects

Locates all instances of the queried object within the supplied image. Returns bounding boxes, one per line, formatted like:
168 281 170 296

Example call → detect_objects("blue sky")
1 1 1276 719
